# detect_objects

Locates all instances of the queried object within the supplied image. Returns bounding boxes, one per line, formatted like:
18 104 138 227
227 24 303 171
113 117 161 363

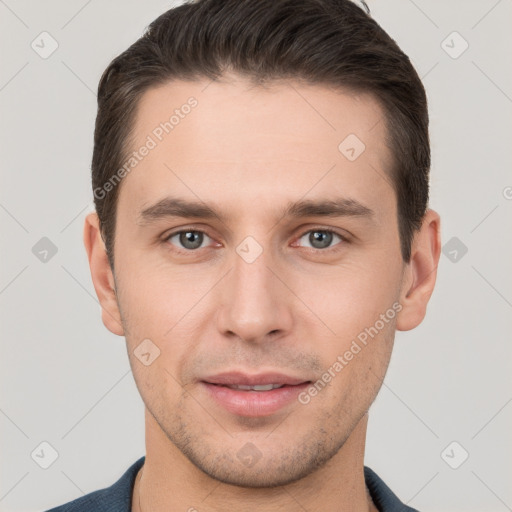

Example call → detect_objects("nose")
215 240 293 344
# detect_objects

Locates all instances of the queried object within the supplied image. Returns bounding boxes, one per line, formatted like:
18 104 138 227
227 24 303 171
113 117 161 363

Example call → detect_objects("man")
47 0 440 510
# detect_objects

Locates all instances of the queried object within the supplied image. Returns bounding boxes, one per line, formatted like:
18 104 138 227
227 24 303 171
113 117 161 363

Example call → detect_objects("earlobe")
396 209 441 332
83 212 124 336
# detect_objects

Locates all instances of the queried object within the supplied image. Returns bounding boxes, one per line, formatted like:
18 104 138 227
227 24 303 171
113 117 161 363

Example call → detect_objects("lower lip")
201 382 310 417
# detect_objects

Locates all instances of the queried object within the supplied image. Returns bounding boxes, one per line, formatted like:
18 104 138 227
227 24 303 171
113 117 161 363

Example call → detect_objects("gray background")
1 1 511 511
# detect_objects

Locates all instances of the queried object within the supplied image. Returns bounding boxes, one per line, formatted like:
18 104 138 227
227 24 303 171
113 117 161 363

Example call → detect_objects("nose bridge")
233 242 272 302
217 235 291 341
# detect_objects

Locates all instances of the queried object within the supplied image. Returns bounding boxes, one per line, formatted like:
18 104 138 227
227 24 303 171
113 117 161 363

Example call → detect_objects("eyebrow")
137 196 375 225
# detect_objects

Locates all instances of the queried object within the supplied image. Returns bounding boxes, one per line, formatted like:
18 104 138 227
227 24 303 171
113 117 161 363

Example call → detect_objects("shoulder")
44 456 145 512
364 466 420 512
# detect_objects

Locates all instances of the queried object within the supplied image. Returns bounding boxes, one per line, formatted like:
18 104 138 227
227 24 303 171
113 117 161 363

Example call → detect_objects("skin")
84 73 441 512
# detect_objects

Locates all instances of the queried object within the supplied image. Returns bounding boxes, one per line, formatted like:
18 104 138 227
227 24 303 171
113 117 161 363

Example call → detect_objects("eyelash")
162 227 349 254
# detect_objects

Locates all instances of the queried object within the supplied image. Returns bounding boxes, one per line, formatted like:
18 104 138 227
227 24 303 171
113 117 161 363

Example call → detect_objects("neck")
133 409 377 512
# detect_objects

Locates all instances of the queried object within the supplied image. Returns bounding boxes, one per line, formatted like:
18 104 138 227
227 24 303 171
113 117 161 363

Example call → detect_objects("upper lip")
202 371 311 386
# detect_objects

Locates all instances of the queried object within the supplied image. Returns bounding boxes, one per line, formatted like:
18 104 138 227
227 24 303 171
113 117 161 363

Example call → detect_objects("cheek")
291 261 398 398
306 310 395 418
292 260 400 337
116 258 207 335
115 263 213 386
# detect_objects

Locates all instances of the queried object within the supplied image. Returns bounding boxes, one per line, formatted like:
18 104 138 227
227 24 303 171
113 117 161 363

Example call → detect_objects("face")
91 74 417 487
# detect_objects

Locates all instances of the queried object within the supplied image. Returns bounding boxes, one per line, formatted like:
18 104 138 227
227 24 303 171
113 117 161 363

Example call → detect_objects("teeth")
227 384 284 391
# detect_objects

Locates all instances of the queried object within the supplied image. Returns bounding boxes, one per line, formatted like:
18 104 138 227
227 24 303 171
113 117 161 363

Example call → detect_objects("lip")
200 371 311 417
202 371 309 386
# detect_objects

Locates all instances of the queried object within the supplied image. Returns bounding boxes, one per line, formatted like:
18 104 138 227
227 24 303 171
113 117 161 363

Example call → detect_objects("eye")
163 227 347 254
296 228 347 250
165 229 213 251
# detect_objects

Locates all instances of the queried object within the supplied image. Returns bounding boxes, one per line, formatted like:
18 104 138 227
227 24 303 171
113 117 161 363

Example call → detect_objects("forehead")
119 75 395 223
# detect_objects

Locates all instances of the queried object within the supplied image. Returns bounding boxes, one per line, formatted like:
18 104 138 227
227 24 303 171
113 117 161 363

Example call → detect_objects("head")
85 0 440 488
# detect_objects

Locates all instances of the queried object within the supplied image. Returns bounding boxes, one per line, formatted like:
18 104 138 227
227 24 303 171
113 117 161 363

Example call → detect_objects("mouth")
207 383 292 391
201 371 310 387
200 371 312 417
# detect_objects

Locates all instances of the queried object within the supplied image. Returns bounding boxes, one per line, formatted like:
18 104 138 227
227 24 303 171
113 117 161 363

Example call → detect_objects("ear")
396 209 441 332
83 212 124 336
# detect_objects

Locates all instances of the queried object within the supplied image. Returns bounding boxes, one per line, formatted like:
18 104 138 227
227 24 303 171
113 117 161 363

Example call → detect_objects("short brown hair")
92 0 430 268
